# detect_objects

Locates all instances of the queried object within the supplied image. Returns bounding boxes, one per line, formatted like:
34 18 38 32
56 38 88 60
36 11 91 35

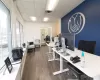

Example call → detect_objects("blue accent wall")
61 0 100 55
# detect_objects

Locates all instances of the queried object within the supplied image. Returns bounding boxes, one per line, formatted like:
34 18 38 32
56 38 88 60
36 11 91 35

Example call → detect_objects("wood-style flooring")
22 46 68 80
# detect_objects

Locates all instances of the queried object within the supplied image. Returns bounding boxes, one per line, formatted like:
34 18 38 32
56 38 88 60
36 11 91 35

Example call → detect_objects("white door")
40 27 52 44
48 27 52 42
41 28 46 44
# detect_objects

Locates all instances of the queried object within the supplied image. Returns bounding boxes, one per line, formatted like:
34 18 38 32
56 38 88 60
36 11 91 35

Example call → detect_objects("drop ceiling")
15 0 84 22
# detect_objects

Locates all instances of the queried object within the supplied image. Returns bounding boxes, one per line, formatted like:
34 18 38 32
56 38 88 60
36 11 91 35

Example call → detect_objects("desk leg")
46 46 52 61
46 46 51 54
60 56 63 71
49 46 51 53
48 47 53 61
48 50 55 61
48 50 59 61
53 50 55 60
53 56 69 75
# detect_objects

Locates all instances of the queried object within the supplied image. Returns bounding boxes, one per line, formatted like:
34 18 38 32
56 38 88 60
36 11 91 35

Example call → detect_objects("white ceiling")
15 0 84 22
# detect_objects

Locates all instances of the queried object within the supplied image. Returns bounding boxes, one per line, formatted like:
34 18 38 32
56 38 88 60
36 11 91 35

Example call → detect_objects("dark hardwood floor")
22 46 68 80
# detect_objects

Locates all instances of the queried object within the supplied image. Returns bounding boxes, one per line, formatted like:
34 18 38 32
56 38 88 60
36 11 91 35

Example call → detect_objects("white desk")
46 42 55 53
0 48 27 80
0 64 20 80
46 42 56 61
46 42 55 47
52 48 100 80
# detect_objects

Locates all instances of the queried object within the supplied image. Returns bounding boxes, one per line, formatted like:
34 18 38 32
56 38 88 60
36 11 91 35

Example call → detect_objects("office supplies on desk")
70 56 80 63
60 51 70 56
56 47 61 51
81 51 85 67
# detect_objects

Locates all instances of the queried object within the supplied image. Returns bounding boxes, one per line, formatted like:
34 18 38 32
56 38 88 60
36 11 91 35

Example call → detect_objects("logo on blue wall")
68 12 85 34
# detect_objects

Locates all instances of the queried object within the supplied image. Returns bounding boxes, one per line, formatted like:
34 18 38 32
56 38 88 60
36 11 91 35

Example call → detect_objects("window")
16 20 24 47
0 1 11 69
20 23 24 45
16 20 20 47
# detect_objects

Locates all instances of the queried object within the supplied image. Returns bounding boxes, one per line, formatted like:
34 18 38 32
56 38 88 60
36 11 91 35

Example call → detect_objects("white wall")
2 0 24 47
59 19 61 33
23 22 56 42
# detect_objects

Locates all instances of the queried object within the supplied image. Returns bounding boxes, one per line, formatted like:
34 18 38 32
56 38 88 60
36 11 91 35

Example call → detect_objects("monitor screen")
61 33 75 51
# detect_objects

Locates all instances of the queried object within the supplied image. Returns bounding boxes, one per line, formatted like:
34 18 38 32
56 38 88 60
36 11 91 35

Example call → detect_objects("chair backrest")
35 39 40 44
12 47 23 61
78 40 96 54
29 42 34 45
46 35 50 41
52 37 54 41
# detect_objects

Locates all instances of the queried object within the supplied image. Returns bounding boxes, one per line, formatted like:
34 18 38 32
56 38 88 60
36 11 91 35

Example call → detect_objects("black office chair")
29 42 34 45
78 40 96 54
52 37 54 42
12 47 23 61
27 42 35 53
45 35 50 43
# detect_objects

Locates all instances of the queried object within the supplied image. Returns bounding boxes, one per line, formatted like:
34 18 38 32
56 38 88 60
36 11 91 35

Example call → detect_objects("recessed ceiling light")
43 17 49 22
46 0 59 11
30 16 37 21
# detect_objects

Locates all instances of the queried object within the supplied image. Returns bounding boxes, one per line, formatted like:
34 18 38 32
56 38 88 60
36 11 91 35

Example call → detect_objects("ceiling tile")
16 0 84 22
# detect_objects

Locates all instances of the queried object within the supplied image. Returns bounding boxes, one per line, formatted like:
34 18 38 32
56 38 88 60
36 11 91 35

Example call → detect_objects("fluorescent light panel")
46 0 59 11
43 17 49 22
30 16 37 21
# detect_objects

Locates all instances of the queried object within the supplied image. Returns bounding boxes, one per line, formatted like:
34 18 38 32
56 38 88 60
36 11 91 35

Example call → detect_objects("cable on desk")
0 64 5 72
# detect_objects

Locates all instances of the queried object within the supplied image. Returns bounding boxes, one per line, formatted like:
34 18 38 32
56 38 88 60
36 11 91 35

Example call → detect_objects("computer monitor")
60 33 75 51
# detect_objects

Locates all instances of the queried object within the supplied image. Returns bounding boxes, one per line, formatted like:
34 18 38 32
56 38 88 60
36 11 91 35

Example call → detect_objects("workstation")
46 33 99 80
0 0 100 80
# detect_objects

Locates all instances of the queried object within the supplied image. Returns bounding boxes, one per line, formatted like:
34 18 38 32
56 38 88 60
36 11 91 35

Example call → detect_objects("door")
41 29 46 44
48 27 52 41
40 27 52 44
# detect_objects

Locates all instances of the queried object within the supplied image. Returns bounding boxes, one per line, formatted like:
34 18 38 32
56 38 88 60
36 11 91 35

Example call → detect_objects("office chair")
35 39 41 47
27 41 35 53
45 35 50 43
78 40 96 54
12 47 23 61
